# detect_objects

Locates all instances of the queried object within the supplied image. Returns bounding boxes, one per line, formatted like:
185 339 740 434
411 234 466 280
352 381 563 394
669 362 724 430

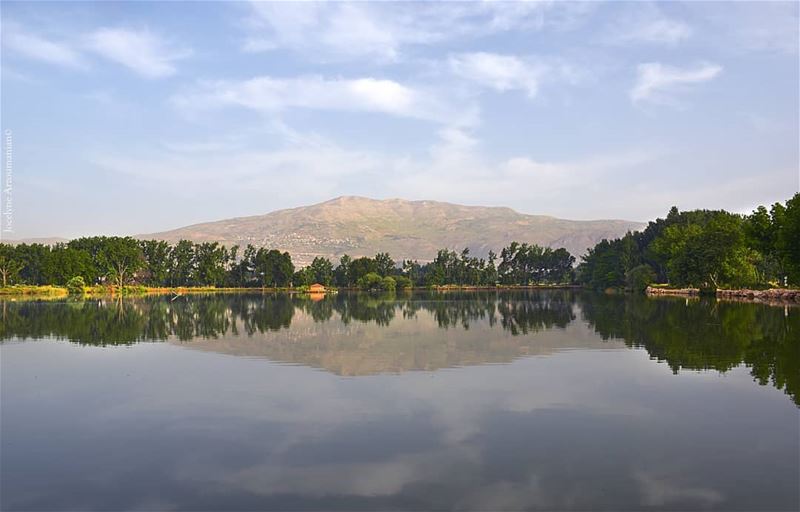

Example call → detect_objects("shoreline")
0 283 581 299
646 286 800 304
2 284 797 305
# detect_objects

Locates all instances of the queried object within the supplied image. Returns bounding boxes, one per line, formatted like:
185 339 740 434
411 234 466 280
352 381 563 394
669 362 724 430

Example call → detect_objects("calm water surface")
1 291 798 511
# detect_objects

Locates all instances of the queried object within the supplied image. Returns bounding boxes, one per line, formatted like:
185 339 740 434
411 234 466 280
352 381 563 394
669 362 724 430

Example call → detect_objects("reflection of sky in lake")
3 329 797 511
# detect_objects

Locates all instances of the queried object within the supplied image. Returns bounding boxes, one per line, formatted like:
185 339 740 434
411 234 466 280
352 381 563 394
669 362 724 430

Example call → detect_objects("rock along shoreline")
646 286 800 304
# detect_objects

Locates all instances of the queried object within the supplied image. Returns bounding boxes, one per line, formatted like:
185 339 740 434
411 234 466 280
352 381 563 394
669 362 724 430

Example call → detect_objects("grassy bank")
0 285 69 297
0 285 305 298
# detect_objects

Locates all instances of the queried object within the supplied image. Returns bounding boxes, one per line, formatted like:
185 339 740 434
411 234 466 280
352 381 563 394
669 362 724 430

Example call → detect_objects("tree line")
577 193 800 291
0 237 576 289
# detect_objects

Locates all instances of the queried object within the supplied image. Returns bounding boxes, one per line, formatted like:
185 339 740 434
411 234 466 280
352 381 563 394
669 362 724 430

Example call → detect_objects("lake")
1 291 798 511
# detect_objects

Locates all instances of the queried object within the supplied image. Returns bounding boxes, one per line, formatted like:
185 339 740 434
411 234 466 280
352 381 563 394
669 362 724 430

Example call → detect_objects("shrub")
393 275 413 289
66 276 86 295
356 272 383 291
357 273 397 292
625 264 656 293
381 276 396 292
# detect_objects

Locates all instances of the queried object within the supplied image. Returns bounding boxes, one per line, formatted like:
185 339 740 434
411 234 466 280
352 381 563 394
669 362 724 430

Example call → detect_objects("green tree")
774 194 799 285
66 276 86 295
46 245 93 285
381 276 396 291
308 256 334 285
140 240 171 286
15 243 51 285
374 252 395 276
653 213 756 289
193 242 227 286
402 259 423 285
483 251 498 285
255 249 295 287
99 237 145 290
349 256 377 284
625 264 656 292
0 243 22 286
334 255 352 287
393 275 412 289
170 240 196 286
357 272 395 292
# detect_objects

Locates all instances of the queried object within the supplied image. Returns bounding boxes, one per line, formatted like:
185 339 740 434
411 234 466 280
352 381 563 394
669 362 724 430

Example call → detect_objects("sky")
1 1 798 239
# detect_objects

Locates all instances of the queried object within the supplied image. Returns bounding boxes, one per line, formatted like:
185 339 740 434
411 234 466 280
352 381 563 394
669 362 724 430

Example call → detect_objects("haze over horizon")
1 1 798 239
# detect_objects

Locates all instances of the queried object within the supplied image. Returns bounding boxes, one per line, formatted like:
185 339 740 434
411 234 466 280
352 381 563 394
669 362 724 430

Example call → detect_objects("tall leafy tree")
0 244 22 286
255 249 294 287
777 193 800 285
140 240 171 286
193 242 227 286
307 257 334 285
348 257 378 284
374 252 395 276
170 240 196 286
334 255 352 287
97 237 145 289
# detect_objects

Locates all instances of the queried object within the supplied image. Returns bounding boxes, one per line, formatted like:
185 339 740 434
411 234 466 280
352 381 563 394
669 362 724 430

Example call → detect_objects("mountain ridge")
138 196 644 266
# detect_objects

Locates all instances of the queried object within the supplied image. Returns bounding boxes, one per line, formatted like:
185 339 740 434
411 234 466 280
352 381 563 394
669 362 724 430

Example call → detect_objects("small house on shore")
309 283 326 293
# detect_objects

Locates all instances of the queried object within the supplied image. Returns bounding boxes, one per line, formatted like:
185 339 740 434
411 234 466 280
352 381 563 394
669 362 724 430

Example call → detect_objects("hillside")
139 197 642 266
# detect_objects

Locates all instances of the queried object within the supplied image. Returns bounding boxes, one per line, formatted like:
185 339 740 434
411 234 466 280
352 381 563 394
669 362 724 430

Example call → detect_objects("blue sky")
1 1 798 239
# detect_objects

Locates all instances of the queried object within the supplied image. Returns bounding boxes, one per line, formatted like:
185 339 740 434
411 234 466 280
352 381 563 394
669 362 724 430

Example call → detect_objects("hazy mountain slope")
139 196 643 266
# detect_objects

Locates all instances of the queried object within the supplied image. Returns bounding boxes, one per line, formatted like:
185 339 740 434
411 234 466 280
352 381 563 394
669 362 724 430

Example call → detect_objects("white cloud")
3 23 86 69
171 75 476 126
630 62 722 105
243 2 423 61
92 121 664 223
448 52 586 100
449 53 542 97
84 28 189 78
241 1 594 61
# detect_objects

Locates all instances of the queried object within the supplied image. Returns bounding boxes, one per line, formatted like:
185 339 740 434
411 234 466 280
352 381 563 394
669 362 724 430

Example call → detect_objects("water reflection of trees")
580 294 799 406
0 294 297 345
0 291 575 342
1 292 796 406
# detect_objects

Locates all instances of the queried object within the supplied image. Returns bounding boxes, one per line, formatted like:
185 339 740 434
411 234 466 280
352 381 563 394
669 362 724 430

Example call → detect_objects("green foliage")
498 243 575 285
0 243 23 286
653 213 757 289
778 194 800 285
374 252 395 277
357 272 394 292
579 195 797 291
308 257 334 286
393 275 413 289
170 240 196 286
100 237 145 289
349 257 379 284
254 249 294 287
381 276 396 292
139 240 171 286
66 276 86 295
415 244 570 287
625 264 656 292
334 255 352 287
193 242 227 286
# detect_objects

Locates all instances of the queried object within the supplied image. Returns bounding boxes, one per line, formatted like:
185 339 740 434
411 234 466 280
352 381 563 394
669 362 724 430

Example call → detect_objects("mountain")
139 197 642 267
